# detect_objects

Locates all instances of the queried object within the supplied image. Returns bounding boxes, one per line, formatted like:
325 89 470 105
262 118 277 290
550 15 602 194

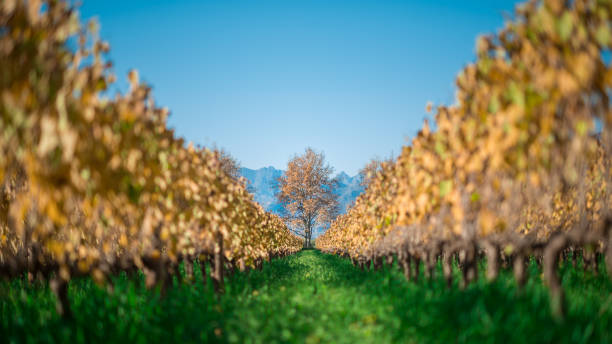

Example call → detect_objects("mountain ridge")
239 166 365 219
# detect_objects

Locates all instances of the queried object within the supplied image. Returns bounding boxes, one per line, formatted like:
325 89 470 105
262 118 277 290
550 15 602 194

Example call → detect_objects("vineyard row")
317 0 612 317
0 0 302 318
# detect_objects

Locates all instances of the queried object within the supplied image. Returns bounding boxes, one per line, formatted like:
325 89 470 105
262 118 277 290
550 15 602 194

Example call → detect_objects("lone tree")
277 148 339 248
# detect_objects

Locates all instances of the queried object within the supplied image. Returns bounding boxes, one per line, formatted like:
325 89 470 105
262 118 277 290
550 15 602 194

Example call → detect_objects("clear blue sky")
79 0 519 175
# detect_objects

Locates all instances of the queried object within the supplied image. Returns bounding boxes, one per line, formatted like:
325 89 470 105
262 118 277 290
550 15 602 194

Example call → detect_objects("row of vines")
0 0 302 318
317 0 612 317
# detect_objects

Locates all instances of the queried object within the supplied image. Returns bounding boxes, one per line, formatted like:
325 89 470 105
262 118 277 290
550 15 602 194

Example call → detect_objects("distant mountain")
334 171 364 213
239 167 364 216
239 166 284 213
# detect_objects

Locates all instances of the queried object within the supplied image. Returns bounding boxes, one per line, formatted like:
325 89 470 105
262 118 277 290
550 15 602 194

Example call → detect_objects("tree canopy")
277 148 339 247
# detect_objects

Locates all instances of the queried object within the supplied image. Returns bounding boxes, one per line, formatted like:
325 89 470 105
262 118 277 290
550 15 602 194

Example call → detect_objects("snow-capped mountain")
239 167 364 215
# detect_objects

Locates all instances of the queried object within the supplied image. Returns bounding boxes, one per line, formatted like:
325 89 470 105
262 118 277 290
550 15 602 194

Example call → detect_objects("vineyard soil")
1 250 611 343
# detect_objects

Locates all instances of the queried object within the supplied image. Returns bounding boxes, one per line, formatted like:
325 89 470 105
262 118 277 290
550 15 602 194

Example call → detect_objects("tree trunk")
460 243 477 289
399 254 412 281
425 251 436 282
412 257 421 282
183 258 194 284
442 252 453 288
583 249 595 273
199 257 208 286
211 233 225 294
385 255 394 268
159 260 173 296
484 241 500 282
50 277 72 319
373 256 383 270
513 252 526 289
606 236 612 281
543 234 568 318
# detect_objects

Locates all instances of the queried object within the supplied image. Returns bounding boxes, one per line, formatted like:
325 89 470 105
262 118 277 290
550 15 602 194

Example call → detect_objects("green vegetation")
2 250 611 343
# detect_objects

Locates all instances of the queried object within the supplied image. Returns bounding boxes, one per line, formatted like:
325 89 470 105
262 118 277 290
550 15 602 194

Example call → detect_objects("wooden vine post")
211 232 225 294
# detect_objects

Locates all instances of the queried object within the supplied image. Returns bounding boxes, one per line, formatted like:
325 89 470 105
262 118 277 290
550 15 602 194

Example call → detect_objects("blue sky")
79 0 519 175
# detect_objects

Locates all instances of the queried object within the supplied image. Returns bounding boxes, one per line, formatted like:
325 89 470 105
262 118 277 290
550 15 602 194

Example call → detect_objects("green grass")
1 250 611 343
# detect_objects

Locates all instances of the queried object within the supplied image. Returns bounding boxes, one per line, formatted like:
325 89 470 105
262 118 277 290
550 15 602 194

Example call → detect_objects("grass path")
220 250 611 344
2 250 612 343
